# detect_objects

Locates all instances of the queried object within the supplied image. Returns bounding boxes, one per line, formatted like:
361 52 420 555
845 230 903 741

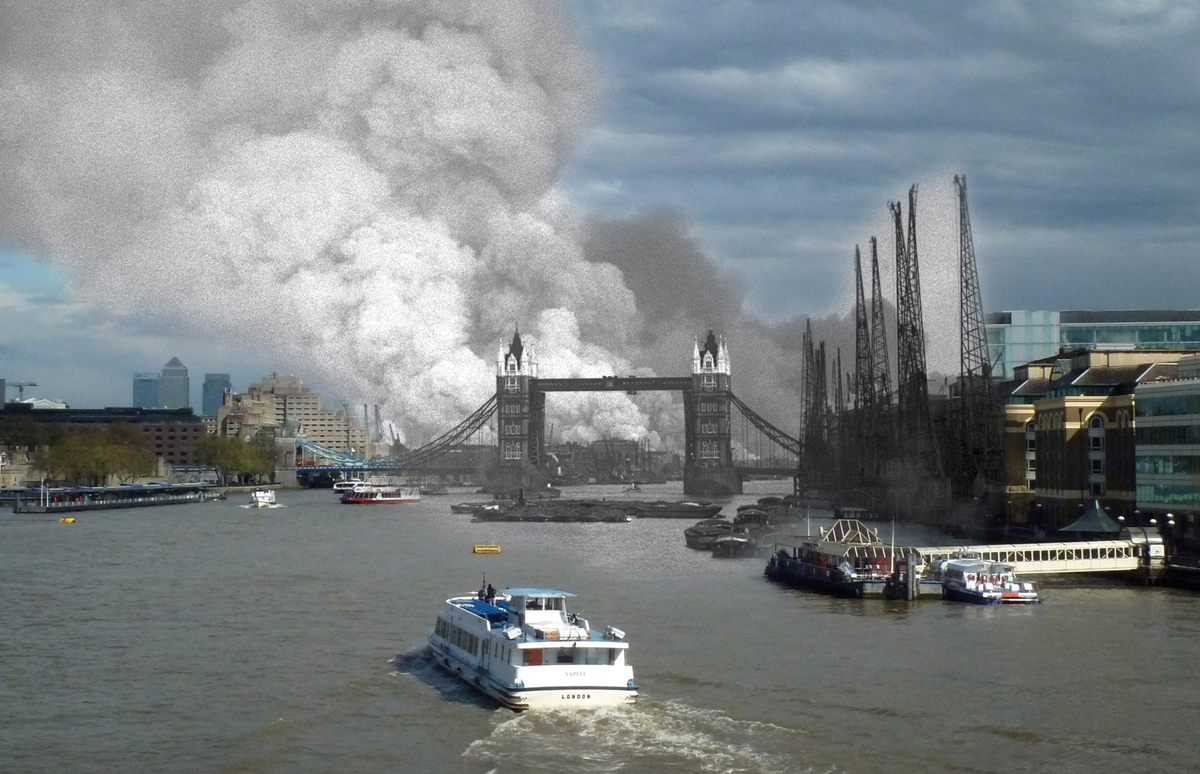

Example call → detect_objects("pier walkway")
910 528 1164 576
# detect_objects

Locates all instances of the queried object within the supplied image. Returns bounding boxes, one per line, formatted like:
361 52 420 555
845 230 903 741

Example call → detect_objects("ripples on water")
2 482 1199 774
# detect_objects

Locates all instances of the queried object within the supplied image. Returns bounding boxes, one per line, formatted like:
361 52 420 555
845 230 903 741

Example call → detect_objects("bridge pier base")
684 465 742 497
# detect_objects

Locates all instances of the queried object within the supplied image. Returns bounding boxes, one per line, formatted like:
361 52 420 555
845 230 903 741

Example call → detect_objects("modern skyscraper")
159 357 190 409
132 373 160 408
202 373 231 416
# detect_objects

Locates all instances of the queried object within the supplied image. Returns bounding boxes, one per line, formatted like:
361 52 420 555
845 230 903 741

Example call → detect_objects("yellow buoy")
60 517 75 523
473 544 500 554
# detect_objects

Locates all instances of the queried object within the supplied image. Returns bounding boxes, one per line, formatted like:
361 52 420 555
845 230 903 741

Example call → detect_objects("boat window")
556 648 576 664
608 649 618 665
526 598 543 610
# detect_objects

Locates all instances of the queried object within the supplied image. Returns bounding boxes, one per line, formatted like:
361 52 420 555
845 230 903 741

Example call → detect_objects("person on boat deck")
485 584 496 605
478 583 487 599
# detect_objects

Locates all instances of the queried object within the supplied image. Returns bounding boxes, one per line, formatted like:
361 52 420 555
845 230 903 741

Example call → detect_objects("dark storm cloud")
563 0 1200 318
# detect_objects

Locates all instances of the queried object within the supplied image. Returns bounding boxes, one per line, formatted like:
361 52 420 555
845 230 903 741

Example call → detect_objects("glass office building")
987 310 1200 379
1134 356 1200 542
159 357 190 410
202 373 231 416
132 374 160 408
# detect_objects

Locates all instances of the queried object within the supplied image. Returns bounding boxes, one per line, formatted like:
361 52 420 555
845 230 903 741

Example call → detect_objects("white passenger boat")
248 489 277 508
427 587 638 710
333 479 365 492
340 480 420 504
939 558 1041 604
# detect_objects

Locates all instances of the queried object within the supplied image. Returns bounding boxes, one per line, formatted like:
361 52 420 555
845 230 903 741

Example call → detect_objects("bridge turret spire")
497 327 535 377
692 330 730 375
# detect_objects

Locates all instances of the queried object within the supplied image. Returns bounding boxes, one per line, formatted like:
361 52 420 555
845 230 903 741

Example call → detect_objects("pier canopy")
1059 500 1122 536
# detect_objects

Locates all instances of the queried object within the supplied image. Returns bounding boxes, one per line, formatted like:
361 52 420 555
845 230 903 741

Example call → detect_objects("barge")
12 483 215 514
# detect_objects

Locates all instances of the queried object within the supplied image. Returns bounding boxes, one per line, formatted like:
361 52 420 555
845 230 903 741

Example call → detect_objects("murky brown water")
3 482 1197 773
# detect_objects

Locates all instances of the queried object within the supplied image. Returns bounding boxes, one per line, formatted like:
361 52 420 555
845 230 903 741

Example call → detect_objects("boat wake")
391 644 495 710
238 504 287 509
463 700 823 774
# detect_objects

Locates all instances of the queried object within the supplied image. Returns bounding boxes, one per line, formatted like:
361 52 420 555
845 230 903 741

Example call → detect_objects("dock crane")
4 381 38 401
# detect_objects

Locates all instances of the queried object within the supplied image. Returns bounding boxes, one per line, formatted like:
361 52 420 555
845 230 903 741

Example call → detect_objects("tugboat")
426 587 638 710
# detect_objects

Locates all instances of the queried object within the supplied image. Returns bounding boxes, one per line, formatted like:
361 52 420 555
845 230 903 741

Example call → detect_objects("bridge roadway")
909 539 1152 575
535 376 692 392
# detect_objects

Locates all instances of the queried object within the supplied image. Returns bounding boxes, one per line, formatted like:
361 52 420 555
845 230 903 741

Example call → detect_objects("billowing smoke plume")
4 1 961 449
0 1 668 444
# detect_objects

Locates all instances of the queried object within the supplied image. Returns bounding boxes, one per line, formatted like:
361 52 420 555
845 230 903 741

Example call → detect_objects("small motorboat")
245 489 283 508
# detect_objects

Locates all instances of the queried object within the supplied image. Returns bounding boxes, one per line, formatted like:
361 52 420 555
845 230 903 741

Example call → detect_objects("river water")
3 481 1198 774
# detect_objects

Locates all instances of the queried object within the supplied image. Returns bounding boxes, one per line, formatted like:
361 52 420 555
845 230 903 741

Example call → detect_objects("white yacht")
248 489 277 508
427 588 637 710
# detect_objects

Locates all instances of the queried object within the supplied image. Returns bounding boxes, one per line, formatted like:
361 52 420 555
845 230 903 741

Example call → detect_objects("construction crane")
6 381 38 401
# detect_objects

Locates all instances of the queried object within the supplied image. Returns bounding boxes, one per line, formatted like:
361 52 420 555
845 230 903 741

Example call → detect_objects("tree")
194 433 275 485
31 423 156 486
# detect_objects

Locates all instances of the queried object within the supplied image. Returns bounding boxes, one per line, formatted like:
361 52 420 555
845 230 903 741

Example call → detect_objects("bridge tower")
494 329 544 492
684 331 742 496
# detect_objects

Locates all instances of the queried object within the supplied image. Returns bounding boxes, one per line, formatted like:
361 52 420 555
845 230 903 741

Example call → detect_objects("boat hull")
340 496 420 504
632 502 722 519
428 637 637 711
430 646 636 710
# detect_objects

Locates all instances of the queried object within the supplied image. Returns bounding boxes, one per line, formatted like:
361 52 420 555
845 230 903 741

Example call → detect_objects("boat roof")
503 588 576 598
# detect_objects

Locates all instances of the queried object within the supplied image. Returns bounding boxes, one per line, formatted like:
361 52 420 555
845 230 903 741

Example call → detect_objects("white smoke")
0 0 683 445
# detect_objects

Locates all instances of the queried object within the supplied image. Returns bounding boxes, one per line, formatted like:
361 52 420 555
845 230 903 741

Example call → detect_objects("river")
2 481 1197 773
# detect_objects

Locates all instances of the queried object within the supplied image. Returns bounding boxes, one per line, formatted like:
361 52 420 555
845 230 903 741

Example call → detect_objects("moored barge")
12 483 215 514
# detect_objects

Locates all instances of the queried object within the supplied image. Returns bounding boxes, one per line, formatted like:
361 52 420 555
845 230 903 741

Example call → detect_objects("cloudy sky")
1 0 1198 425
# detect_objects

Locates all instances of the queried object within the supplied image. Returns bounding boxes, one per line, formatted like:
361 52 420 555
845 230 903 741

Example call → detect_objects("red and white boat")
339 479 421 505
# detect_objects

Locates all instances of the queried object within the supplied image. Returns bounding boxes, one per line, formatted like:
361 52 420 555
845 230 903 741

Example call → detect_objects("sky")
1 0 1198 443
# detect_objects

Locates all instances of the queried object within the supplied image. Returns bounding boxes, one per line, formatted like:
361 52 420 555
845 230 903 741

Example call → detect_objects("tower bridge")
296 329 801 496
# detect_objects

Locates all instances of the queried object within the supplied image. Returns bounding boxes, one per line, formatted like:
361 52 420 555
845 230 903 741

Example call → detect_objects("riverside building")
216 374 369 454
0 402 206 470
986 310 1200 379
998 348 1190 531
1134 354 1200 543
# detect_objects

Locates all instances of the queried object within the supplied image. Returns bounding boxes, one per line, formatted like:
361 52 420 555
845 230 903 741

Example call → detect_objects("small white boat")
427 587 637 711
245 489 283 508
333 479 365 492
938 558 1041 604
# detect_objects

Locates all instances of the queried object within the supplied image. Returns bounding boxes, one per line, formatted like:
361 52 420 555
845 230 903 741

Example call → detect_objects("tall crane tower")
890 186 940 478
955 174 1001 496
852 245 874 484
868 237 894 482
